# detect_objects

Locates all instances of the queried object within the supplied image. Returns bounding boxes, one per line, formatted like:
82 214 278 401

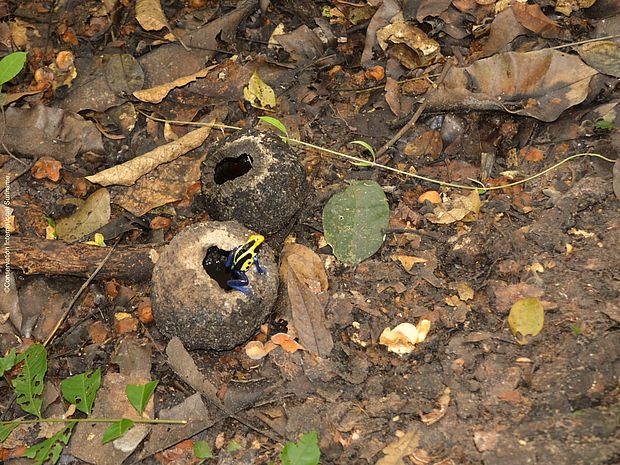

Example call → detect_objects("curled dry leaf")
31 156 62 182
270 333 304 353
86 125 213 187
379 319 431 354
391 255 427 272
512 2 564 38
133 65 216 103
420 387 451 425
245 340 277 360
376 20 441 69
135 0 169 31
424 190 480 224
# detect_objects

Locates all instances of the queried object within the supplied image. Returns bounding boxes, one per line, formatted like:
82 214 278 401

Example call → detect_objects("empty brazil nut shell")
151 221 278 350
201 130 307 236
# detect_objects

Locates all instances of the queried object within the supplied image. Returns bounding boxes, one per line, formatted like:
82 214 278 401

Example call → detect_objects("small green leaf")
508 298 545 345
0 422 18 442
24 423 75 465
323 180 389 265
60 368 101 415
259 116 288 137
594 119 614 130
126 380 158 414
84 232 106 247
279 432 320 465
13 344 47 418
102 418 134 444
349 140 376 167
0 52 28 87
0 348 17 377
227 440 241 452
193 440 213 460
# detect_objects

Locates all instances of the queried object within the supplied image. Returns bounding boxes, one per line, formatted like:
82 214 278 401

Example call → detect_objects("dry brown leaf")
482 7 528 56
512 2 564 38
135 0 169 31
270 333 304 353
576 41 620 78
391 255 427 272
31 157 62 182
280 243 329 293
427 49 598 122
379 320 431 354
376 430 420 465
456 281 475 301
425 191 479 224
283 267 334 357
86 124 212 186
420 387 450 425
376 20 441 69
133 65 217 103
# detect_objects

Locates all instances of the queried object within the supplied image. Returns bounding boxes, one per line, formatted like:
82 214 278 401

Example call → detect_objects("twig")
375 57 456 157
550 33 620 50
44 237 121 347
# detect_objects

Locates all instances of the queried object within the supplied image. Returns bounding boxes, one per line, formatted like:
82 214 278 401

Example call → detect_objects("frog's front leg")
254 255 266 274
227 270 251 294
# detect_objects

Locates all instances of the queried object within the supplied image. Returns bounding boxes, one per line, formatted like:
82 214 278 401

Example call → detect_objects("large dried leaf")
512 2 564 38
376 20 441 69
87 125 212 186
427 49 599 122
376 430 419 465
55 188 111 242
283 266 332 356
135 0 169 31
483 7 528 56
0 105 104 163
133 65 216 103
577 41 620 77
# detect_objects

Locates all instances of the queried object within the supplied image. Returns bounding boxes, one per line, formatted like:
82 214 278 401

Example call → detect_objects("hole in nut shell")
214 153 253 184
202 246 233 290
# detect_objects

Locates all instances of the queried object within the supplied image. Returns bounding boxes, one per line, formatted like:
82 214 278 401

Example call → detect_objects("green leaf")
279 432 320 465
102 418 134 444
126 380 158 414
508 298 545 345
0 422 18 442
193 440 213 460
60 368 101 415
84 232 106 247
0 348 17 377
259 116 288 137
0 52 27 88
594 119 614 130
13 344 47 418
322 180 389 265
349 140 376 167
227 440 241 452
24 423 75 465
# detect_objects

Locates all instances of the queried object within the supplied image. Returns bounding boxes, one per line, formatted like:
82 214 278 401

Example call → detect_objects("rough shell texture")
151 221 279 350
201 130 307 235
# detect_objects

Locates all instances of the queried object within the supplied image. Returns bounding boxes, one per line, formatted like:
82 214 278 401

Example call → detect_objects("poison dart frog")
226 234 266 294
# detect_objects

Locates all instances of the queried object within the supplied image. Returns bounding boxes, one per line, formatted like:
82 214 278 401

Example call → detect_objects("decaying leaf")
427 49 599 122
135 0 169 31
245 340 277 360
285 268 331 355
243 71 276 109
512 2 564 38
133 65 217 103
391 255 427 272
280 243 329 293
420 387 451 425
271 333 305 353
86 124 213 187
379 319 431 355
508 297 545 344
376 430 420 465
424 190 480 224
31 157 62 182
376 19 441 69
576 41 620 78
55 188 111 242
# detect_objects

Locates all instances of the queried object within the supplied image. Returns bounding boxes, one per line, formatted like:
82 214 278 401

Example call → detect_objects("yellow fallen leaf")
135 0 169 31
456 281 474 301
243 71 276 109
133 65 216 103
508 297 545 345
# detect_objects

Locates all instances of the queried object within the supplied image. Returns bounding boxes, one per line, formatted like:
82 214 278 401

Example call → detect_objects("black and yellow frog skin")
225 234 265 294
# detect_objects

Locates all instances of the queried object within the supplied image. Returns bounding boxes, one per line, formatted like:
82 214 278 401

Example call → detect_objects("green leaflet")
13 344 47 419
60 368 101 415
323 181 389 265
24 422 75 465
102 418 135 444
279 432 320 465
126 380 158 414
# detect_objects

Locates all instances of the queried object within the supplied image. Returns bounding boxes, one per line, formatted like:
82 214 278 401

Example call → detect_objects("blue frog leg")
227 270 251 294
254 255 266 274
